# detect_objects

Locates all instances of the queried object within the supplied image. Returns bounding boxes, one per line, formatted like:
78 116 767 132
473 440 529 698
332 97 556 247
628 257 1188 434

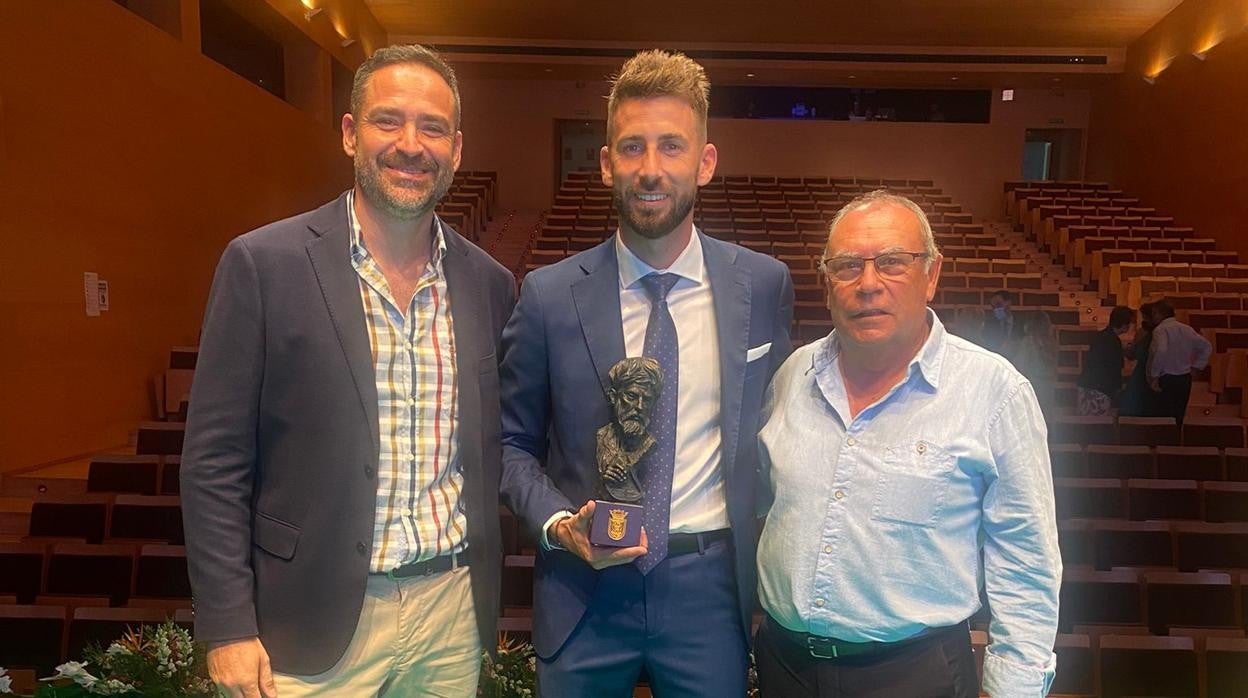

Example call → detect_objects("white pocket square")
746 343 772 362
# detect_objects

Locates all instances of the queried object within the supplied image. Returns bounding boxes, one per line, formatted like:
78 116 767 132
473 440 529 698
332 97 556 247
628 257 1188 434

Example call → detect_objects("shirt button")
846 437 856 446
834 490 845 500
402 507 413 517
356 542 367 556
405 341 414 351
815 599 826 607
823 545 833 554
407 452 416 461
407 398 415 407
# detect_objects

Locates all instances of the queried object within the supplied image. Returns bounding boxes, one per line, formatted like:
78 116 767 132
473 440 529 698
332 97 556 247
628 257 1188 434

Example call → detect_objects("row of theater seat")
1052 444 1248 481
0 604 193 676
1058 519 1247 572
0 542 190 605
1052 415 1247 448
1054 478 1247 522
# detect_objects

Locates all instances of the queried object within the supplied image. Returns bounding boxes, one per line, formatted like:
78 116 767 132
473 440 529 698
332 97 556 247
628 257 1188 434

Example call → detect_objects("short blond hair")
607 50 710 141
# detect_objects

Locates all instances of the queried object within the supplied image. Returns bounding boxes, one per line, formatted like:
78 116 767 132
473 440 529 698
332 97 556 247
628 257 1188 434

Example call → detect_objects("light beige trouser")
273 566 481 697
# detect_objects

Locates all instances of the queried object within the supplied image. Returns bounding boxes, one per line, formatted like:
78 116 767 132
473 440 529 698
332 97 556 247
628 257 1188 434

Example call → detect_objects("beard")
617 414 649 439
354 150 453 220
613 181 697 240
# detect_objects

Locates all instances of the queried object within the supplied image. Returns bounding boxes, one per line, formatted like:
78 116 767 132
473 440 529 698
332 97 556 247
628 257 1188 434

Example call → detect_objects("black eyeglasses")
817 252 930 282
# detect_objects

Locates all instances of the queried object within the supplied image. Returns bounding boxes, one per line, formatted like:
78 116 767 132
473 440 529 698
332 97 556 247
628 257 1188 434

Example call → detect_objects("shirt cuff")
981 648 1055 698
540 511 574 551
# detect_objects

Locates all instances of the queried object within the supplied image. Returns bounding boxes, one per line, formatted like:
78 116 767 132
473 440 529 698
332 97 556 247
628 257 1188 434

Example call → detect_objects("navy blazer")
181 192 516 675
499 232 794 658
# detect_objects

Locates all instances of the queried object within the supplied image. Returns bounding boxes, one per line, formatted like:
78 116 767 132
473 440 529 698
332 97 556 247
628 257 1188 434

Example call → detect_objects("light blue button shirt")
758 311 1061 696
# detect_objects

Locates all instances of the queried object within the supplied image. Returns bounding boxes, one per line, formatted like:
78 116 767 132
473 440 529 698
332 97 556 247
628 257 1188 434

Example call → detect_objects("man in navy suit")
499 50 794 696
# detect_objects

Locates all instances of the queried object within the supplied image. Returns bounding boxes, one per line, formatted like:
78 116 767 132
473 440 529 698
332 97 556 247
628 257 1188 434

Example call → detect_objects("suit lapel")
305 193 380 454
571 241 626 398
441 220 483 478
703 233 751 489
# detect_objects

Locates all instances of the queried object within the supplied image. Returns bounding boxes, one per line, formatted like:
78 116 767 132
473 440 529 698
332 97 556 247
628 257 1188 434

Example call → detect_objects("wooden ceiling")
364 0 1186 87
366 0 1183 48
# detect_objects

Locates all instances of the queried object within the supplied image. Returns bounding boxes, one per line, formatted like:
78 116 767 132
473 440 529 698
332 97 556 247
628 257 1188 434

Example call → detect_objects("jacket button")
356 541 367 556
364 465 375 479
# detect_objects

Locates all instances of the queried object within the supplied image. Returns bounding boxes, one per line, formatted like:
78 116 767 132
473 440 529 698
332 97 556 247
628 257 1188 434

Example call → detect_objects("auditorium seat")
86 455 160 496
135 422 185 456
501 554 535 616
1206 637 1248 697
133 544 191 599
27 496 111 544
1174 522 1248 573
44 543 135 606
1093 520 1172 569
1226 448 1248 481
108 495 183 544
1055 478 1125 519
1098 635 1198 698
1204 482 1248 522
1183 418 1246 448
160 456 181 495
1058 520 1093 567
1050 416 1115 445
1117 416 1180 447
1143 571 1236 635
1059 568 1141 631
0 543 45 604
1049 444 1085 478
1085 445 1152 479
1154 446 1222 481
1045 634 1093 697
0 604 68 674
1127 478 1200 521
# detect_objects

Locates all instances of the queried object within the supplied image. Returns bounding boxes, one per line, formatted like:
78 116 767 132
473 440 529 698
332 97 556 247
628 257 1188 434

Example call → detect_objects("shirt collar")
346 189 448 270
615 227 706 290
815 307 948 393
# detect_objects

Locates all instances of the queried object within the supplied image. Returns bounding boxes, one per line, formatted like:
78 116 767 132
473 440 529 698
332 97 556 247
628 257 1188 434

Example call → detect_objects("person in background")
1012 311 1060 421
1147 299 1213 426
1120 301 1158 417
980 289 1020 356
1077 306 1135 416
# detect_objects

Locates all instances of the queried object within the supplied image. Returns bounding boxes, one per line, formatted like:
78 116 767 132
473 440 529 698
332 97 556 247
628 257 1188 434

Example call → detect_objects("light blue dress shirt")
758 311 1061 696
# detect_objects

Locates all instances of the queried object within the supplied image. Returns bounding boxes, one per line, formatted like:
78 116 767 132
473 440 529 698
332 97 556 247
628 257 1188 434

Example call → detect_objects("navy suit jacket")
499 232 794 658
181 193 516 675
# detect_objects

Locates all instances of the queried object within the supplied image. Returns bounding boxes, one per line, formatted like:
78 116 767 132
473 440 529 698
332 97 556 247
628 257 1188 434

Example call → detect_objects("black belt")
667 528 731 557
381 552 468 580
767 614 966 660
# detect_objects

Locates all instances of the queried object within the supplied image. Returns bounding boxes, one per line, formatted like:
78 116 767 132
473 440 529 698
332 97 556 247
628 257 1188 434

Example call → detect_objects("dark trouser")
754 614 978 698
536 533 747 697
1158 372 1194 426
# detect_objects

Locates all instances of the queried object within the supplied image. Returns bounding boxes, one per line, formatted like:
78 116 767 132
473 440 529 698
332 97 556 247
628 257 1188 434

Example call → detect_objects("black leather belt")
667 528 731 557
767 614 965 660
382 552 468 580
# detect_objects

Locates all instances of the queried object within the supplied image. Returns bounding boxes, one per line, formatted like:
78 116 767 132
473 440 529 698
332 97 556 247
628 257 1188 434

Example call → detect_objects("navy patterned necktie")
637 272 680 574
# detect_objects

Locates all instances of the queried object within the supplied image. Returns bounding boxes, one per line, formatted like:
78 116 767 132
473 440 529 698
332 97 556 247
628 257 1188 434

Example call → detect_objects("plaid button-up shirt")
348 191 466 572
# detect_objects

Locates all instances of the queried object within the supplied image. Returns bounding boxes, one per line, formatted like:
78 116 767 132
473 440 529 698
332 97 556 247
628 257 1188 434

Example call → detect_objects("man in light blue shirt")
756 190 1061 697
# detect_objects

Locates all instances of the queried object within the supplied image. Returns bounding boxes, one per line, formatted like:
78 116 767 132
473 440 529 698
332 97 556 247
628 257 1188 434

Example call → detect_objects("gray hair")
350 44 461 128
825 189 940 269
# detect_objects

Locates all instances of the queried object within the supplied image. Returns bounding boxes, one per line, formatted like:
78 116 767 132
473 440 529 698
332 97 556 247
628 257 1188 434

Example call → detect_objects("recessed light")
746 73 755 77
544 68 553 73
848 75 856 79
950 76 959 81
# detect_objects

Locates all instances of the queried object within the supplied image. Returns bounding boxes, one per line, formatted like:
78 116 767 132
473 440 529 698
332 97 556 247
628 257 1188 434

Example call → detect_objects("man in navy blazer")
182 46 515 696
500 50 794 696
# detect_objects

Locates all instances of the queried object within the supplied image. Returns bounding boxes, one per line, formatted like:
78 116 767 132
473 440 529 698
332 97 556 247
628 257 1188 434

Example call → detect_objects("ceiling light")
746 73 755 78
1143 75 1156 85
341 38 356 48
950 76 959 81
